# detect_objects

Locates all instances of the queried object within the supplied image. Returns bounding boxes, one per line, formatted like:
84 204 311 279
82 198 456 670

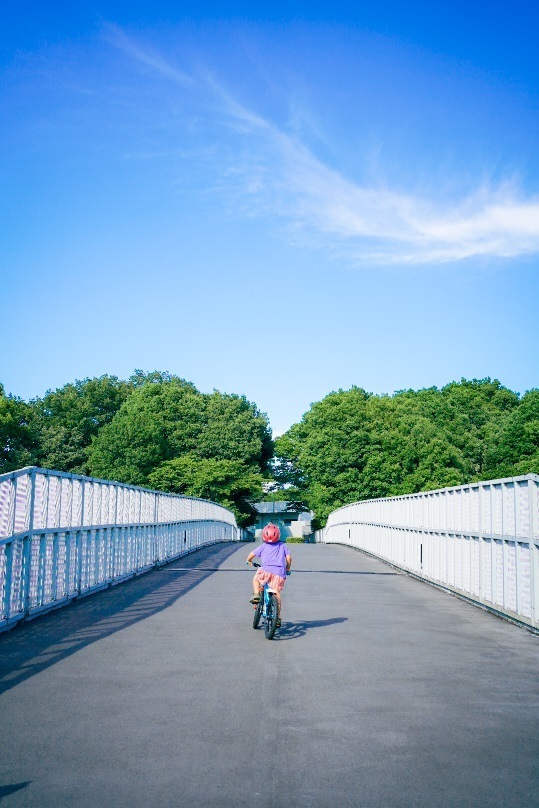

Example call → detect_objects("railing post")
529 477 538 628
8 474 17 539
4 474 18 621
51 530 59 603
22 469 37 618
153 492 159 563
477 483 485 600
102 485 109 583
3 540 14 623
64 527 72 598
501 483 509 612
76 481 85 595
111 483 118 580
137 490 142 570
514 481 521 616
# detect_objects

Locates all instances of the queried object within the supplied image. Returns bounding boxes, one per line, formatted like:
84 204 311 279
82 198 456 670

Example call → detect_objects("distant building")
251 501 313 541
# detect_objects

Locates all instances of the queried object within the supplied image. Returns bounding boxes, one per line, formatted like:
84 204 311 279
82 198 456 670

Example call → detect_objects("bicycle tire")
264 594 278 639
252 597 263 629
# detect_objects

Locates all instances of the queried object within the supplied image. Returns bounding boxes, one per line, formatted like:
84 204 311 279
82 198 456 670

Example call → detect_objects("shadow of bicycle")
276 617 348 640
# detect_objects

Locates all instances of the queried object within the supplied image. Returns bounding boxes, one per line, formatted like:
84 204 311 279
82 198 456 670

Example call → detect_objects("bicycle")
249 560 280 639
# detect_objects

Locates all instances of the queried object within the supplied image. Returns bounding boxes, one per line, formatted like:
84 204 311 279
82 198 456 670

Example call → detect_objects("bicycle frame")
261 580 277 618
251 561 279 639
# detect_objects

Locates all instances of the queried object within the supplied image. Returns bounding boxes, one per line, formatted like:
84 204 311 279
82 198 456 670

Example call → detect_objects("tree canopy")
148 455 263 522
0 371 271 525
33 375 132 474
0 384 37 474
87 374 272 525
482 389 539 478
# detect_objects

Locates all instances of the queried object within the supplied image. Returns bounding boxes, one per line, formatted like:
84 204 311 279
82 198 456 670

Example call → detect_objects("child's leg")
274 590 282 616
252 574 261 596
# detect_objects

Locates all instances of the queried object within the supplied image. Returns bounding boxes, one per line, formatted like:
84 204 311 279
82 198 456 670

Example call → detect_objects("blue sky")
1 2 538 434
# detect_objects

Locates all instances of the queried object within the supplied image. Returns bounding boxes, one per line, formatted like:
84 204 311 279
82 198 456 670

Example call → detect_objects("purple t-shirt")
254 541 289 578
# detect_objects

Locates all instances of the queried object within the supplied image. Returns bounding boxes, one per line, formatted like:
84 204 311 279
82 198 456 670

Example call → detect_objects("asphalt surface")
0 541 538 808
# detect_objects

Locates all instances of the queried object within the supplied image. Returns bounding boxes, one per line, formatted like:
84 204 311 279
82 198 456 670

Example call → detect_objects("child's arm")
246 551 256 564
285 553 292 572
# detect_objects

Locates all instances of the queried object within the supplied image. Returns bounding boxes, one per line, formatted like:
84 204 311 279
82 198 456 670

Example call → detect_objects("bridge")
1 468 538 806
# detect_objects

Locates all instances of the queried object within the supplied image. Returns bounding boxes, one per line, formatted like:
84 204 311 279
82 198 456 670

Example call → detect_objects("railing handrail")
327 472 539 517
0 465 234 512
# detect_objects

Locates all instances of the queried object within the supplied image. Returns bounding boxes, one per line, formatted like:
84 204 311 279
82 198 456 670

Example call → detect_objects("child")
246 522 292 627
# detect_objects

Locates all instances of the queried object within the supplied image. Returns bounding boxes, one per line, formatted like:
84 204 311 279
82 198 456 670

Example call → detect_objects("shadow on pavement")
0 783 31 801
276 617 348 640
0 543 240 695
291 570 400 575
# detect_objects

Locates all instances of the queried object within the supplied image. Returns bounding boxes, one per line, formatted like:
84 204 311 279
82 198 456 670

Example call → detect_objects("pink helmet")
261 523 280 544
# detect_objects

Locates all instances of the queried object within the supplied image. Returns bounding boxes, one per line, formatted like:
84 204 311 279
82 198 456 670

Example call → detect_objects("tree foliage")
87 374 272 523
88 376 201 484
1 370 272 526
88 376 272 485
148 455 263 525
32 375 132 475
482 390 539 478
0 384 38 473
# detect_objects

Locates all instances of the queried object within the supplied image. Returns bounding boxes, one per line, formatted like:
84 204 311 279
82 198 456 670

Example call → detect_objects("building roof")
252 501 294 514
252 501 312 520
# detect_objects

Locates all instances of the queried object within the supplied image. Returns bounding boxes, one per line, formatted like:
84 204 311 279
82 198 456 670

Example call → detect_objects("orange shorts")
255 569 286 592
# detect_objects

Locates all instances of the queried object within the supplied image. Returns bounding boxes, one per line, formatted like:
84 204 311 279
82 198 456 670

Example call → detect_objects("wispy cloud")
107 27 539 266
103 23 194 86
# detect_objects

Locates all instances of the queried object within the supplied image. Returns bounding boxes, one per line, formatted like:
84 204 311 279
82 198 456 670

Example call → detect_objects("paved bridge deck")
1 542 537 807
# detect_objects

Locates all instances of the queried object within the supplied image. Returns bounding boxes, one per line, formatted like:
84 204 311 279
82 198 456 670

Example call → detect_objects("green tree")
33 375 132 474
88 375 273 521
409 379 518 479
274 379 524 526
148 455 263 526
197 391 273 470
274 387 373 524
88 376 201 484
0 383 38 473
483 390 539 477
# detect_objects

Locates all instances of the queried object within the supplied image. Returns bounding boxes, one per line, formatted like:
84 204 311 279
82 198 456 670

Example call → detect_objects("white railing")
0 466 240 631
319 474 539 630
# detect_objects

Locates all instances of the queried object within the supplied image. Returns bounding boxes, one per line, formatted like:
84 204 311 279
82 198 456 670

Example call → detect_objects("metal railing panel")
320 474 539 630
0 467 240 631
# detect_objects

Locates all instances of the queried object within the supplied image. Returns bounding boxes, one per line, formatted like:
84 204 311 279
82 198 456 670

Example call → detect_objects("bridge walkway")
0 542 537 807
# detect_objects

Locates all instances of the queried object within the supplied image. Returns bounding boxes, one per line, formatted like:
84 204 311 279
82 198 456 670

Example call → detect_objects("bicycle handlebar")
247 560 291 575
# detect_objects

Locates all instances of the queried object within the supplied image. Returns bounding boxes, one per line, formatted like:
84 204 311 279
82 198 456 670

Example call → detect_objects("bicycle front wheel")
264 594 278 640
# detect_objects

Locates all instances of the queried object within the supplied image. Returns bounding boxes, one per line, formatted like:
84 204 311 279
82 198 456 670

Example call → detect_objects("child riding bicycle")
246 523 291 628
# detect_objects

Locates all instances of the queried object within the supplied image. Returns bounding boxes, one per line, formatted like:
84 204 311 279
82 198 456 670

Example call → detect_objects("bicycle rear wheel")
253 597 263 629
264 594 278 639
